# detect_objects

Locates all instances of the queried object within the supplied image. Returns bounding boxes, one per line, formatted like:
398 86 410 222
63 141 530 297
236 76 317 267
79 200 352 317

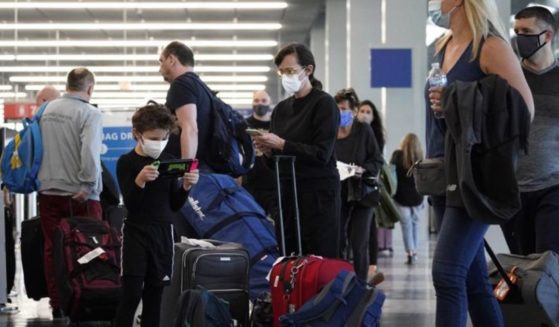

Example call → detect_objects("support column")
324 0 348 94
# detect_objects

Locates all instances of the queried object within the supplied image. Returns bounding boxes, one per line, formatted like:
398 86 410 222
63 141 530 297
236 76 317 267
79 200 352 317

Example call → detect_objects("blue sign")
101 126 136 187
370 48 412 88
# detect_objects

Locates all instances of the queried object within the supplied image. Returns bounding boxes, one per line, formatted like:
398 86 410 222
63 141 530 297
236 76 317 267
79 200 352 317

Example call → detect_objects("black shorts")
121 221 174 286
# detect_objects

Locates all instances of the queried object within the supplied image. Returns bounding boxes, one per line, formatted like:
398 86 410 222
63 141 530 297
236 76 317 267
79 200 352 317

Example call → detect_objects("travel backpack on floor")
175 287 234 327
180 173 279 299
53 216 122 322
185 74 254 177
279 270 385 327
0 102 48 194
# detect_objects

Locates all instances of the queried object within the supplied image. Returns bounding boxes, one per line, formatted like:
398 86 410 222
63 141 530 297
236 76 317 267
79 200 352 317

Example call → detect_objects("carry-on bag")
160 239 250 327
485 240 559 327
20 216 49 301
53 215 122 322
174 287 234 327
279 270 385 327
269 155 355 327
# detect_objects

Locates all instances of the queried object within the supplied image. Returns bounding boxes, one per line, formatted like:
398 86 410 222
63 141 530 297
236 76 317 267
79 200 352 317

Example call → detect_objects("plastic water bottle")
428 63 447 119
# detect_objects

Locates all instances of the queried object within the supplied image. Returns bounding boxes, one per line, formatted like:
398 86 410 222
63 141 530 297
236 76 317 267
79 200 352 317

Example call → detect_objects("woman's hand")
254 132 286 151
354 165 366 178
182 170 199 191
135 164 159 188
428 86 445 115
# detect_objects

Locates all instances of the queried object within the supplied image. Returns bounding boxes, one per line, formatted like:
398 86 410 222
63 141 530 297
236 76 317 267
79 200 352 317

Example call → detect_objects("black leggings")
113 276 164 327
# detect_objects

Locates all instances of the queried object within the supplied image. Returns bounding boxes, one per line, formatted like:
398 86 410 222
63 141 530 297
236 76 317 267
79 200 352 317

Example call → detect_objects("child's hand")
135 164 159 188
182 169 199 191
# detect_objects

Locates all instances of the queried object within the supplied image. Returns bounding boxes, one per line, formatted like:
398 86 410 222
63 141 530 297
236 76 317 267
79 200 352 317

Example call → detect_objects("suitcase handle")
274 155 302 257
483 239 516 290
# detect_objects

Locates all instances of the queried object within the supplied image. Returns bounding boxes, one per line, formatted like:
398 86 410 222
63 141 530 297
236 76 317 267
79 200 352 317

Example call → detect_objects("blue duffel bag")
279 270 385 327
180 173 279 299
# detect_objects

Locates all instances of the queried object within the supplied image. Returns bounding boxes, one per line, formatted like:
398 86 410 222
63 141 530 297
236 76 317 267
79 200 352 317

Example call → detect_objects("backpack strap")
33 101 50 121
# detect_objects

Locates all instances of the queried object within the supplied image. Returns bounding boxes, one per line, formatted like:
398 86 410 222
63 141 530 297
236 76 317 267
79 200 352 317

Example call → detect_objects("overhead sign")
4 102 36 120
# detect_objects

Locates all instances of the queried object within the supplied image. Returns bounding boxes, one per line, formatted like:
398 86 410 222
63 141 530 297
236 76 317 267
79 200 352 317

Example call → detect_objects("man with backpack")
159 41 213 171
37 67 103 319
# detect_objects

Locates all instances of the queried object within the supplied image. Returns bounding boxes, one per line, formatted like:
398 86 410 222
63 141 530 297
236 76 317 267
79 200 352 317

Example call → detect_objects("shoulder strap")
33 101 49 120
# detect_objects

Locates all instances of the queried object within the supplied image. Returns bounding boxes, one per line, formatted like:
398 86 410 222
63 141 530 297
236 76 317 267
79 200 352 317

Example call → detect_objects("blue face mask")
339 110 353 128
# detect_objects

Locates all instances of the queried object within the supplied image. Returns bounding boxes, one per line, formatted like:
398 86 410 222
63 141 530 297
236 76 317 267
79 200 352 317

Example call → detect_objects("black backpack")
186 74 255 177
175 288 234 327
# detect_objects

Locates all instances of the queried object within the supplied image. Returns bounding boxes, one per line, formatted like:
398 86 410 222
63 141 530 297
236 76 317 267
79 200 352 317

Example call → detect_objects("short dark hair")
274 43 323 90
163 41 195 67
132 101 176 135
66 67 95 92
515 6 556 32
334 88 360 109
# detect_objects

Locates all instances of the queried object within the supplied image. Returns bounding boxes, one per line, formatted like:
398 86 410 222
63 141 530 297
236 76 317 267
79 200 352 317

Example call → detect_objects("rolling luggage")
20 216 48 300
160 240 250 327
485 240 559 327
269 156 355 327
174 287 234 327
53 216 122 322
180 173 279 299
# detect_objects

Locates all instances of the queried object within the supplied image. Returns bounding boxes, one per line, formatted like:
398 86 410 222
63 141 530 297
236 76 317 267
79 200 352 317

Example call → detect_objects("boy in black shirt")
114 103 199 327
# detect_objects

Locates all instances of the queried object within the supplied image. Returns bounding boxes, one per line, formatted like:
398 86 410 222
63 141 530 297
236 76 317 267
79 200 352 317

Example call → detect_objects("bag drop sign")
101 126 136 183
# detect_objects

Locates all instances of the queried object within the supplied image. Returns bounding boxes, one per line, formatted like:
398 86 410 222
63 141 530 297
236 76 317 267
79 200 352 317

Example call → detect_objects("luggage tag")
77 247 106 265
494 266 519 301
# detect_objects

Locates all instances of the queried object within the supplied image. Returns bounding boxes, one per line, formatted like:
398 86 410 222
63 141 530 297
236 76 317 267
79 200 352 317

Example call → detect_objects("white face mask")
357 112 373 125
141 138 168 159
281 71 304 95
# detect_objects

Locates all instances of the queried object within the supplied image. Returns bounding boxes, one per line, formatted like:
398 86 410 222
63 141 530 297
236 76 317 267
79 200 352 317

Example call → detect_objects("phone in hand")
246 128 265 136
153 159 199 177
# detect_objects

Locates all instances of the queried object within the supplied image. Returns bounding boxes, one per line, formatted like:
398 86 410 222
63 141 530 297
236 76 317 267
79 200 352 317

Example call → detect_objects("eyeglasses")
276 66 306 76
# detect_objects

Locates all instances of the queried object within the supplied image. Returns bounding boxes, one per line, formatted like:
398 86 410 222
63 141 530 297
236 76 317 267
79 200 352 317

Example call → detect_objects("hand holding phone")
155 159 199 177
246 128 264 136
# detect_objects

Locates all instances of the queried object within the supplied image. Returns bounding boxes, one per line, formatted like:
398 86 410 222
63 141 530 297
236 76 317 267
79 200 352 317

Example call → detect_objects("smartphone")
155 159 199 177
246 128 264 136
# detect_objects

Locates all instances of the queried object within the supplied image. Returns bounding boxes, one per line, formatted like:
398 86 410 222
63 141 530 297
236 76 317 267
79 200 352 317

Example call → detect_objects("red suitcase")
269 156 354 327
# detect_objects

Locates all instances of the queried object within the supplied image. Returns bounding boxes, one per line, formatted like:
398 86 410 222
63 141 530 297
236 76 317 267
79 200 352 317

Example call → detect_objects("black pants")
113 276 164 327
501 184 559 255
4 207 15 295
275 184 340 258
368 213 378 265
341 201 374 280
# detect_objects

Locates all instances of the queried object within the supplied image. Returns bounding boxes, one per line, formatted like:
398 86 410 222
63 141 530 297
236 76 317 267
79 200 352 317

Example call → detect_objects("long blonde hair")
435 0 508 61
400 133 424 170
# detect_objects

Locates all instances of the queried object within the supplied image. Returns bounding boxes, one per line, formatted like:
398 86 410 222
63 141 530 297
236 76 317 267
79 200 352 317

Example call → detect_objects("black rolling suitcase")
20 216 48 300
160 240 250 327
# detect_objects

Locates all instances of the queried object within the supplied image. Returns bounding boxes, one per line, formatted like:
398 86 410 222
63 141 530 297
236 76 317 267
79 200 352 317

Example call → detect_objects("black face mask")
515 31 547 59
253 104 271 116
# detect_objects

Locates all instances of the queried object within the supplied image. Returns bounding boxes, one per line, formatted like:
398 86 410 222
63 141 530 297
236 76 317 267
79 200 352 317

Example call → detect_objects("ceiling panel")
0 0 326 112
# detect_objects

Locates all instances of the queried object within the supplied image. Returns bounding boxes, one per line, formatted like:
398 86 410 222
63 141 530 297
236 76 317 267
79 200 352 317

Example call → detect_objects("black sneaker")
52 307 65 319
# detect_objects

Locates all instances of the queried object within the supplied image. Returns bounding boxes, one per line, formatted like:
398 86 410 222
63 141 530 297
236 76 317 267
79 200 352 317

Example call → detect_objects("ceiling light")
9 75 269 83
0 85 13 91
5 54 274 62
0 2 288 10
25 84 265 91
90 91 254 99
0 39 278 48
0 66 271 73
0 92 28 98
0 23 282 31
92 98 253 106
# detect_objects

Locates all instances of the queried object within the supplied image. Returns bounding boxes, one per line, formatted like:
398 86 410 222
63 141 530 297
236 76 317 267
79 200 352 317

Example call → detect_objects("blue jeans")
432 207 503 327
396 203 421 254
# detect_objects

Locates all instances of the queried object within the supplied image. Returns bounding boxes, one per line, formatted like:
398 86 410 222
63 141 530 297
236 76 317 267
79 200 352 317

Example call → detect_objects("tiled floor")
0 208 511 326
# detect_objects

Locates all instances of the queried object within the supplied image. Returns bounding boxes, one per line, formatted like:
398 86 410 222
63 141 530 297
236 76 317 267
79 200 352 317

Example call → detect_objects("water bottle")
428 63 447 119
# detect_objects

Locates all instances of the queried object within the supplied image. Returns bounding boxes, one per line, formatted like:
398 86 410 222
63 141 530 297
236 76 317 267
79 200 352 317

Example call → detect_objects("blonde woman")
390 134 424 265
426 0 534 326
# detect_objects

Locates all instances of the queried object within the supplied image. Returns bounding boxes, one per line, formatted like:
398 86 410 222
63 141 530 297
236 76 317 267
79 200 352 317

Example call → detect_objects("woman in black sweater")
254 43 340 258
335 89 384 280
390 133 424 265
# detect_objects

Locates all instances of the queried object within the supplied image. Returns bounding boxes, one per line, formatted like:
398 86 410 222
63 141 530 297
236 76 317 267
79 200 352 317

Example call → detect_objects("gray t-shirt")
516 61 559 192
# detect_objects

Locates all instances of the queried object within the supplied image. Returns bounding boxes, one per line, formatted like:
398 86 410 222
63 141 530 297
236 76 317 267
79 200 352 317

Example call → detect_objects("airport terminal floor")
0 209 511 327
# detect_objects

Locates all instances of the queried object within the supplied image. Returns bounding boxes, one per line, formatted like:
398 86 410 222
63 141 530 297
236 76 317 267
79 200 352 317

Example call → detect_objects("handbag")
347 174 380 207
407 157 446 196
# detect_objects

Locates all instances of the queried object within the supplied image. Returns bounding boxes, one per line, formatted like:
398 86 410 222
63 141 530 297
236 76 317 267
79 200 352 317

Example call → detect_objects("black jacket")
442 74 530 224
